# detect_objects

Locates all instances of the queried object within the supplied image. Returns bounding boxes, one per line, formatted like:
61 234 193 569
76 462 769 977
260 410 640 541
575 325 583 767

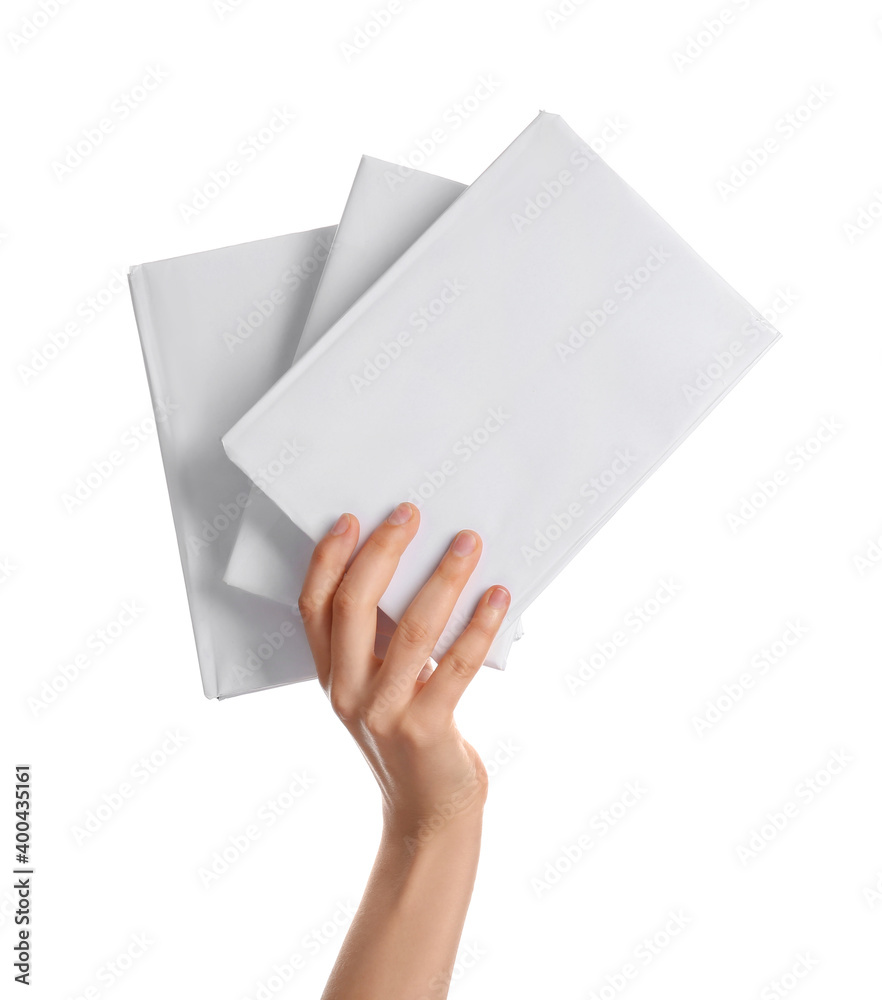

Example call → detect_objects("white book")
128 227 334 698
223 155 525 664
223 111 782 667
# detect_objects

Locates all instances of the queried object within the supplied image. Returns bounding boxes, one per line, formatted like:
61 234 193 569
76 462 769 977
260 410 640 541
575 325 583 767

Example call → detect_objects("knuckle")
364 531 396 559
361 703 395 740
297 591 321 625
395 616 433 651
436 554 468 585
329 686 358 723
332 580 359 618
309 538 344 576
444 649 476 681
398 713 426 748
312 537 336 563
468 614 497 643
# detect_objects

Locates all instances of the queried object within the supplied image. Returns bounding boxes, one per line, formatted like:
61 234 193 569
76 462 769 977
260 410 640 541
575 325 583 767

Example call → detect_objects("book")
223 111 782 666
128 227 335 698
223 155 526 667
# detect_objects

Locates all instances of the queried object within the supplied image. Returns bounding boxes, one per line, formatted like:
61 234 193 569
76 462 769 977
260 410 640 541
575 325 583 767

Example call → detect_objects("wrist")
381 799 484 857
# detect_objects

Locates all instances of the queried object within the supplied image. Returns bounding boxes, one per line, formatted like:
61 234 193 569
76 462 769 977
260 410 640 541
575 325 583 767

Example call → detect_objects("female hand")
297 500 511 845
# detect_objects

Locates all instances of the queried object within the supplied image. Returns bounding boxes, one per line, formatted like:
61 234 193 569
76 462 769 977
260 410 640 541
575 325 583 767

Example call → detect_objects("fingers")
329 502 420 692
373 529 483 712
416 586 511 717
302 503 505 726
297 512 360 688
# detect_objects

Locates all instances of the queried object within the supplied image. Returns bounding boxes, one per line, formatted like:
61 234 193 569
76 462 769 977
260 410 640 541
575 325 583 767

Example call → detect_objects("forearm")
321 811 483 1000
303 506 506 998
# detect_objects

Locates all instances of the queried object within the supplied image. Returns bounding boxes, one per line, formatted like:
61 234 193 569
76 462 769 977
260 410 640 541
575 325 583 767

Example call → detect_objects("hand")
298 501 511 846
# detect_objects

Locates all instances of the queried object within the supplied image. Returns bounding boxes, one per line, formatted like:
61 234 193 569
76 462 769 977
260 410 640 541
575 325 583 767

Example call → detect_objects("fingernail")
387 502 413 526
331 513 350 536
451 530 477 556
488 586 510 610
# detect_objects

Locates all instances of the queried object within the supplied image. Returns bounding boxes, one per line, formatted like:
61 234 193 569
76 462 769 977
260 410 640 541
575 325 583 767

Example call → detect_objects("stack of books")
128 111 781 700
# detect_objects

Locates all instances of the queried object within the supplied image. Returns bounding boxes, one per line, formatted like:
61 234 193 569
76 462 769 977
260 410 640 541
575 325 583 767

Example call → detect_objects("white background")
3 0 882 997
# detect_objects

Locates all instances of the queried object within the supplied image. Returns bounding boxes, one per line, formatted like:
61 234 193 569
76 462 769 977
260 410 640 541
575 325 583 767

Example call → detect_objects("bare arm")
323 811 483 998
297 502 510 1000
